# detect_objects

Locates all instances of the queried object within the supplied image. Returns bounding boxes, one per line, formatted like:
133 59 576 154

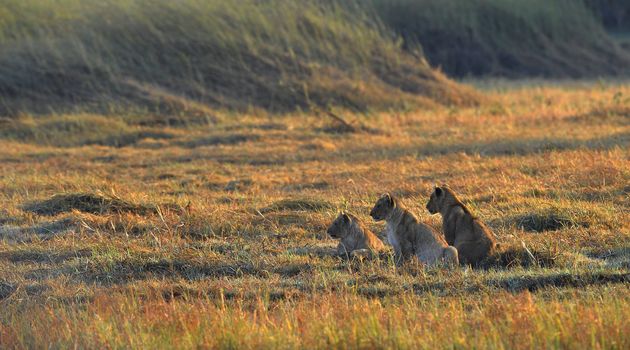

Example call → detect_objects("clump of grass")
500 199 613 233
0 0 478 117
515 212 584 232
22 192 156 216
369 0 630 77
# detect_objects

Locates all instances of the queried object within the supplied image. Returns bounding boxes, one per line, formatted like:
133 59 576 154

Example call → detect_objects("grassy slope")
0 0 478 117
370 0 630 78
0 82 628 348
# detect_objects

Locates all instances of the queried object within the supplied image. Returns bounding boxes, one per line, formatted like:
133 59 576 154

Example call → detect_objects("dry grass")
0 81 629 349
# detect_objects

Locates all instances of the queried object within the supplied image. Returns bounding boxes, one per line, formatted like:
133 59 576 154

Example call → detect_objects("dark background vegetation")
370 0 630 78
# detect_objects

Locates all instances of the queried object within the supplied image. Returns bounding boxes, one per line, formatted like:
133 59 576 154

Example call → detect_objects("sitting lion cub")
369 193 458 267
426 185 496 266
327 212 386 257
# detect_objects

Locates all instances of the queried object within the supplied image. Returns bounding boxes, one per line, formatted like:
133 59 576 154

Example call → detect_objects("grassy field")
0 81 628 348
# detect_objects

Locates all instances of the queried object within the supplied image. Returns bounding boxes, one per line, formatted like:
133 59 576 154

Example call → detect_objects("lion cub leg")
442 246 459 267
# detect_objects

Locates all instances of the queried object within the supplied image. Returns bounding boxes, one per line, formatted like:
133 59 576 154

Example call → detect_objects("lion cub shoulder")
327 212 385 257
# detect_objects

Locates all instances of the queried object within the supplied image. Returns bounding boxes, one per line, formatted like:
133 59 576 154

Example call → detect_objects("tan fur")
370 193 459 267
327 212 385 257
426 185 496 266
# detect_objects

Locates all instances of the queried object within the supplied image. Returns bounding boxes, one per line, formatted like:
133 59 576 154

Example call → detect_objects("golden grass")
2 288 628 349
0 81 629 348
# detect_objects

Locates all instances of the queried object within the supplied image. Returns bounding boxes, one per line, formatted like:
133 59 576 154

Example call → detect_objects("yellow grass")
0 81 629 349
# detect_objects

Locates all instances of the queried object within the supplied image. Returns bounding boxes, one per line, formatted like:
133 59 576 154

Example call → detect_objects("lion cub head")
426 185 454 214
369 193 396 221
327 212 354 239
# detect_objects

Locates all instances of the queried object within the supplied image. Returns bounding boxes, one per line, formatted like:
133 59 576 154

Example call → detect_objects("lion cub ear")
381 192 393 204
435 187 443 196
341 212 350 223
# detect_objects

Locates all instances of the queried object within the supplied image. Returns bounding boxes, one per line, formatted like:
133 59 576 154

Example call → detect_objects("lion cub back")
427 185 496 265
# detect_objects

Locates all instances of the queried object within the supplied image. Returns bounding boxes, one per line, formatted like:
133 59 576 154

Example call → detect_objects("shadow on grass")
179 131 629 166
0 218 80 242
487 271 629 292
0 115 174 148
175 133 261 148
0 249 92 264
585 247 630 269
478 247 558 269
72 259 316 285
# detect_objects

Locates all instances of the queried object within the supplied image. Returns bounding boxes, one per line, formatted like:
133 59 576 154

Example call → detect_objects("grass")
4 0 630 119
2 288 629 349
0 81 628 348
0 0 479 117
0 114 174 147
369 0 630 77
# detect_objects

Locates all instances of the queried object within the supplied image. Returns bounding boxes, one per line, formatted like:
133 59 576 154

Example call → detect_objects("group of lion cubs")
326 185 496 267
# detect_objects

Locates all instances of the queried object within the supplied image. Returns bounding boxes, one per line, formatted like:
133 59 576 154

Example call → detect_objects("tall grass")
0 0 476 117
2 289 628 349
369 0 630 77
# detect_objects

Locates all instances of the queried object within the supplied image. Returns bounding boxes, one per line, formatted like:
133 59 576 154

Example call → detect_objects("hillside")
0 0 478 118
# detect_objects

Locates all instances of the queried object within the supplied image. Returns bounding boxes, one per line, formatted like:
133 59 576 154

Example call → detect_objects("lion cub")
426 185 496 266
327 212 386 257
370 193 458 267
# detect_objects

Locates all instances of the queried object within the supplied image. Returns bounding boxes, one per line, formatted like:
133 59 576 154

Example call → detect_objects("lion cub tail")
443 246 459 267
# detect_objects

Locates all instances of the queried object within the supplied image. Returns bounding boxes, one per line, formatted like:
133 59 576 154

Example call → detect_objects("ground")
0 81 628 349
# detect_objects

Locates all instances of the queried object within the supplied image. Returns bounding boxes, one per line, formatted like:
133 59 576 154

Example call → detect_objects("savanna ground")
0 81 628 348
